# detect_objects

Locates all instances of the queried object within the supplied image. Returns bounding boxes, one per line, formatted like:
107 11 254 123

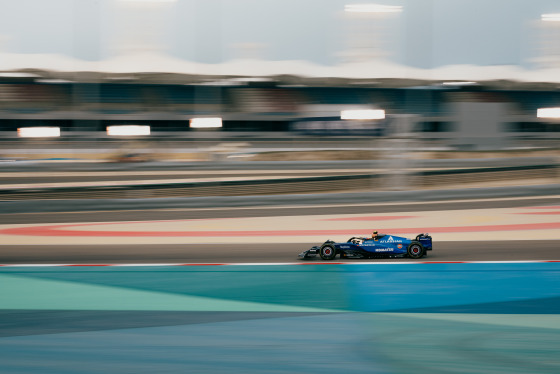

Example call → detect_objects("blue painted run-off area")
345 262 560 313
1 262 560 374
1 262 559 314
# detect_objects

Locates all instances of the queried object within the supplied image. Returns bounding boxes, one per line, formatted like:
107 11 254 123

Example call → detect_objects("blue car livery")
299 233 432 260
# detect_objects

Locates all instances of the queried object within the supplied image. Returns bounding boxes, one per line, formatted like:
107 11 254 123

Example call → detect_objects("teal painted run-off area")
1 262 559 373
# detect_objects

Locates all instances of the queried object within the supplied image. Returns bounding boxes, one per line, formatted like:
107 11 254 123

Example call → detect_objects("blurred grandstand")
1 0 560 163
0 60 559 161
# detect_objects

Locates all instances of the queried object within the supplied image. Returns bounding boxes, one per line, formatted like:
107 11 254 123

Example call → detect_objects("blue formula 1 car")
298 233 432 260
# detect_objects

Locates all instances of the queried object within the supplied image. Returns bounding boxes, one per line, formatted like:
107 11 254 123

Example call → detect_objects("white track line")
0 260 559 267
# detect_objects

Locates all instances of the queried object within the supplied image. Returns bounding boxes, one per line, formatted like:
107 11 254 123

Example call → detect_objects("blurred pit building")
1 1 560 156
1 71 560 149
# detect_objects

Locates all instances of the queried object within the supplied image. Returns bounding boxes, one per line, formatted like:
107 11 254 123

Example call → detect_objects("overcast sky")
0 0 559 68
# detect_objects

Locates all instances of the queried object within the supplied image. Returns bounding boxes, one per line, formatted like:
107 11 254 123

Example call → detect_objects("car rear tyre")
320 245 337 260
407 241 424 259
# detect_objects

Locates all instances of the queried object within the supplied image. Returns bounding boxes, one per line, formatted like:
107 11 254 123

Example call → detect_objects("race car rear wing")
416 233 432 250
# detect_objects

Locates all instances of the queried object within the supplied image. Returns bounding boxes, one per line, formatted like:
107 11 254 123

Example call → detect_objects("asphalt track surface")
0 240 558 264
1 157 555 184
4 196 560 224
1 196 559 264
0 169 363 184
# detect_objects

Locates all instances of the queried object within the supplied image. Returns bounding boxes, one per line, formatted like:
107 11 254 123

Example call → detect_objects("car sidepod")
360 235 410 257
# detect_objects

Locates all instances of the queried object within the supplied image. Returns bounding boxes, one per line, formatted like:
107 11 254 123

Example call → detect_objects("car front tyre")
407 241 425 259
320 245 337 260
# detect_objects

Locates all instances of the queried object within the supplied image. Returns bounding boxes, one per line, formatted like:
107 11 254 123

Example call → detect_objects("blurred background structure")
0 0 559 157
0 0 558 194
